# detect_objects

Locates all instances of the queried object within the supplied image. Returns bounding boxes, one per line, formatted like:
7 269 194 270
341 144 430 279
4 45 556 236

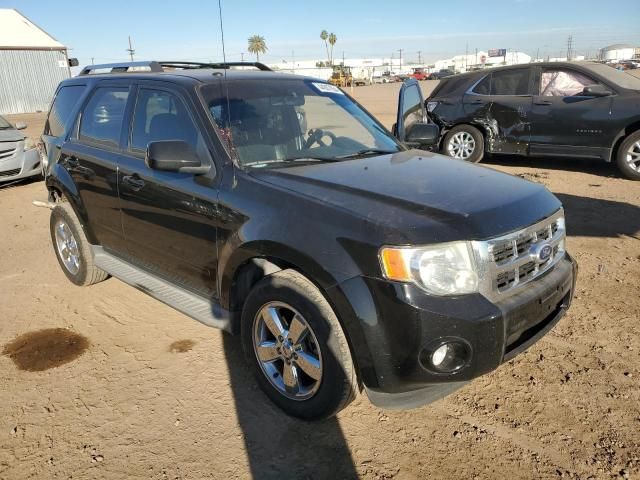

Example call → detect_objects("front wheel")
616 130 640 180
241 270 357 420
442 125 485 163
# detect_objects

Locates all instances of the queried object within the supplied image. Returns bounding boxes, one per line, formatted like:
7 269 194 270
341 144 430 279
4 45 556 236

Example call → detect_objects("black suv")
41 61 576 419
427 61 640 180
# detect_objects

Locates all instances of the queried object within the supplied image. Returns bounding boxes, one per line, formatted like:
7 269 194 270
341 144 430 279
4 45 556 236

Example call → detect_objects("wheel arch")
610 120 640 163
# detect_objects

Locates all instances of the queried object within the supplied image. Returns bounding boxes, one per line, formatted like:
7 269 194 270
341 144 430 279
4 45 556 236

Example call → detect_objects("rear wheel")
443 125 484 163
616 130 640 180
241 269 357 420
50 203 108 286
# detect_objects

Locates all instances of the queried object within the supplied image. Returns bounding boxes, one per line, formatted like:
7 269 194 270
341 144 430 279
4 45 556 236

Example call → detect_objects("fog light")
431 344 449 367
420 339 472 374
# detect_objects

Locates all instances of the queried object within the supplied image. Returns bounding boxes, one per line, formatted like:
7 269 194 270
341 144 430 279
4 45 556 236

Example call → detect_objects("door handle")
469 99 486 104
534 100 552 106
122 174 145 191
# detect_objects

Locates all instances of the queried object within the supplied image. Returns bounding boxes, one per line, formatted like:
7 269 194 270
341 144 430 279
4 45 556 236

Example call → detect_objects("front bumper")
327 253 576 409
0 148 40 183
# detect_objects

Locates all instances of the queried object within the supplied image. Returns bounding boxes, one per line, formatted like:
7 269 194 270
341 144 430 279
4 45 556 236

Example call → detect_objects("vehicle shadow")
484 154 621 179
554 193 640 239
221 332 359 479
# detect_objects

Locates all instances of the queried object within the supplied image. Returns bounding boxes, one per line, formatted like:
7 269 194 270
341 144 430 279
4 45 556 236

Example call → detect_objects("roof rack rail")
160 61 272 71
79 61 164 75
78 60 273 76
208 61 273 71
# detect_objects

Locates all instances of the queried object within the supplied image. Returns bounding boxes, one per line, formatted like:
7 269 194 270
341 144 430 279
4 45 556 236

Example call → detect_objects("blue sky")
6 0 640 66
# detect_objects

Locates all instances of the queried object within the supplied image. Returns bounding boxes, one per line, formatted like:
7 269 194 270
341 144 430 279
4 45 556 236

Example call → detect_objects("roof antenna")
217 0 233 151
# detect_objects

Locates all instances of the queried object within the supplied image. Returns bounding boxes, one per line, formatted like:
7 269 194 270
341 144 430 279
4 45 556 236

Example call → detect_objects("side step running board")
92 246 234 333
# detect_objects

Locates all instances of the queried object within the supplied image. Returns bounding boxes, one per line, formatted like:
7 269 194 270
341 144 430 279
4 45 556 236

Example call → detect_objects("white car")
0 115 40 184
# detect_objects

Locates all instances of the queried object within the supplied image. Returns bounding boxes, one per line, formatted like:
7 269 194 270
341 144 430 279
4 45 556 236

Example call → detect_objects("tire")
616 130 640 180
241 269 357 420
50 202 108 286
442 125 485 163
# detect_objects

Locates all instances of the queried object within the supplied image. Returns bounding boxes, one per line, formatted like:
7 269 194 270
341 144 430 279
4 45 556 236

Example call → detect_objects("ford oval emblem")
539 244 553 262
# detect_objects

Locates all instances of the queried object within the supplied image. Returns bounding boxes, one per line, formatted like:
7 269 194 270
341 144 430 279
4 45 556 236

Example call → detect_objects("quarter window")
491 68 530 96
130 89 199 151
79 87 129 146
540 70 599 97
472 75 491 95
46 85 86 137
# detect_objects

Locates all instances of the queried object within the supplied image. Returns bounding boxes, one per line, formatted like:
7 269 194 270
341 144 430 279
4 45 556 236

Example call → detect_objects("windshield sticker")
312 82 344 95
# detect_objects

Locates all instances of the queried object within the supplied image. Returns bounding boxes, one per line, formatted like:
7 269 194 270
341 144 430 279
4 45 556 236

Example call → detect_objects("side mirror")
582 84 612 97
15 122 27 130
145 140 210 174
405 123 440 147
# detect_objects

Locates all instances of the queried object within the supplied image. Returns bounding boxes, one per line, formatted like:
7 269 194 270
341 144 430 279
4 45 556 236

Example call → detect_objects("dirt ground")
1 81 639 480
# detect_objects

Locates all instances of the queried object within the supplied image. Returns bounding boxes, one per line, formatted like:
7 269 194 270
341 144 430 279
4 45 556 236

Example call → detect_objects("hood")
249 150 562 242
0 128 24 143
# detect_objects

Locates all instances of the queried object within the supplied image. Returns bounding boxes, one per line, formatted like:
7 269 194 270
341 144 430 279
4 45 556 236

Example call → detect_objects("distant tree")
248 35 267 62
328 33 337 65
320 30 330 64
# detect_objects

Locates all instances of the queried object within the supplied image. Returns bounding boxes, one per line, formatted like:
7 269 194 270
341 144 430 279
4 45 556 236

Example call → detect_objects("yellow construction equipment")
328 65 353 88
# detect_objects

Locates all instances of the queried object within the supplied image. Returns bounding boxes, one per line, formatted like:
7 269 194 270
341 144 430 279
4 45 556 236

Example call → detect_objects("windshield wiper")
335 149 398 159
284 156 340 163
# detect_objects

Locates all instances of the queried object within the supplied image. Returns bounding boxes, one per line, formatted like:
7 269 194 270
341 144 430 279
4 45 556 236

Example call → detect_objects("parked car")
41 62 576 419
429 69 455 80
426 61 640 180
372 71 395 84
409 67 429 81
0 115 41 184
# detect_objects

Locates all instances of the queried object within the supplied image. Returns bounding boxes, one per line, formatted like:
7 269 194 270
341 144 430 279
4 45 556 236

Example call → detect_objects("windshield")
587 63 640 90
202 79 401 167
0 116 12 129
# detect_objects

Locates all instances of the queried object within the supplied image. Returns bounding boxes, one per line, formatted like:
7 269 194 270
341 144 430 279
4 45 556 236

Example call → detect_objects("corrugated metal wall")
0 49 70 114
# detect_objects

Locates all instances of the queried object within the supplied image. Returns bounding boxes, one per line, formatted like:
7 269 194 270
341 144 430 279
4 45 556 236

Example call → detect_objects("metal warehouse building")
0 8 71 114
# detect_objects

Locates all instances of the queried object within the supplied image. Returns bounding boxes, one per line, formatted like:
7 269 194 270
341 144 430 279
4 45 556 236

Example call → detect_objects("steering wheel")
303 129 337 149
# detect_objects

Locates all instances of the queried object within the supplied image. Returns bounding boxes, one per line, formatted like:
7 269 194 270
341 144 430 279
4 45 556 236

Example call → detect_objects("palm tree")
247 35 267 62
328 33 337 65
320 30 330 64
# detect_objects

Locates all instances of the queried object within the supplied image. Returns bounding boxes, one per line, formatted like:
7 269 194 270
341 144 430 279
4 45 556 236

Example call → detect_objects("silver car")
0 115 41 184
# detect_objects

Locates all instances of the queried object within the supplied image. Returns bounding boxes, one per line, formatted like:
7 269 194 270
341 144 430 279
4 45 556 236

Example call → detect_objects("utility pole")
241 52 245 61
398 49 403 71
566 35 573 61
417 50 422 64
91 57 95 65
292 50 295 73
126 36 135 62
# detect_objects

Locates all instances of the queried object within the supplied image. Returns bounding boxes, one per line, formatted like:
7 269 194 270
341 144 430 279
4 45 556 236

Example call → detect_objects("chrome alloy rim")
252 302 323 400
54 219 80 275
626 141 640 172
447 131 476 159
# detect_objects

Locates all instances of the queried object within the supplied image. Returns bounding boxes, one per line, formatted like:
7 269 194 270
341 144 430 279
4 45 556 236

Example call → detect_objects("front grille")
485 210 565 297
0 147 17 160
0 168 21 178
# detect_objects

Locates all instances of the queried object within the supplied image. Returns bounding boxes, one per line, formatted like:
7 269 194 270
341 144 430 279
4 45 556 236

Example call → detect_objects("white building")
599 44 638 62
434 51 532 73
0 9 72 114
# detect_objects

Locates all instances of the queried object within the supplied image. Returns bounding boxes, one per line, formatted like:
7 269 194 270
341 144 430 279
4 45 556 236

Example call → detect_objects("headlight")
426 101 439 113
24 138 36 151
380 241 479 296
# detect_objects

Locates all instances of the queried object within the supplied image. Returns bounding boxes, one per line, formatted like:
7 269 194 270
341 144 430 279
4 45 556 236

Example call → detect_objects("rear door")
529 66 615 159
58 81 132 254
118 81 220 297
485 67 533 155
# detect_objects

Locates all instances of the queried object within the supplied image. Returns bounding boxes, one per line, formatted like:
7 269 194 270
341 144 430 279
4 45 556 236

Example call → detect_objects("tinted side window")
401 84 423 134
79 87 129 146
46 85 86 137
491 68 530 95
130 89 199 151
540 69 599 97
472 75 491 95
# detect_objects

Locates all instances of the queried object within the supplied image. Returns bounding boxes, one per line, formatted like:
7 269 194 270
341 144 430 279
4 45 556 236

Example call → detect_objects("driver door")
394 79 427 144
